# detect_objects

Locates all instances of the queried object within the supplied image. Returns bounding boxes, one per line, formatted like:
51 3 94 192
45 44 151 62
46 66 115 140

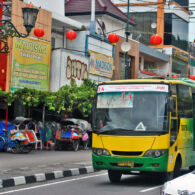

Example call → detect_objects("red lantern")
66 30 77 41
34 28 45 38
150 34 162 45
172 75 179 78
26 2 35 8
190 75 195 80
194 39 195 43
108 33 119 44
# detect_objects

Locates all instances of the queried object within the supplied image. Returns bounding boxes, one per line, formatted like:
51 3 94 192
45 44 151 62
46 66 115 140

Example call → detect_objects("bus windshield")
95 91 169 134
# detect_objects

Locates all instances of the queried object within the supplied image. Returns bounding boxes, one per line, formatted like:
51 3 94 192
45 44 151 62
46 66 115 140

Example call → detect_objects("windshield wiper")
94 128 133 134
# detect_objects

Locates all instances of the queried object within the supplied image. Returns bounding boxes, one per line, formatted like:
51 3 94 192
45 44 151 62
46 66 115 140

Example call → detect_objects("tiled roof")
65 0 135 26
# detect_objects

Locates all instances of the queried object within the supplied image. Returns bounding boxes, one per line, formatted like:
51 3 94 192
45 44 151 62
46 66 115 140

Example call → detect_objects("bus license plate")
117 161 134 167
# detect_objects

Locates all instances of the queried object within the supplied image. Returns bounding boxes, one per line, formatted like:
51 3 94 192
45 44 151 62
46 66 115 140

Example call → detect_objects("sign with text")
98 84 169 93
89 50 113 78
11 37 51 92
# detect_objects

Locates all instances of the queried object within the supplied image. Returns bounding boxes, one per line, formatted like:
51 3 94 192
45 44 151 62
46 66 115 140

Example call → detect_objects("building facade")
113 0 190 78
0 0 52 92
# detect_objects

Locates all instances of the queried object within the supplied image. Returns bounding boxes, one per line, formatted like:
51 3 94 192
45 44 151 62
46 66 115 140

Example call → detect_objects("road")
0 171 163 195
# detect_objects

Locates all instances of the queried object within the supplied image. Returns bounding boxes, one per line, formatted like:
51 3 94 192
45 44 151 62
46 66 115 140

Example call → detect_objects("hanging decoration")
108 33 119 45
34 28 45 38
66 30 77 41
150 34 162 45
190 75 195 80
172 75 179 78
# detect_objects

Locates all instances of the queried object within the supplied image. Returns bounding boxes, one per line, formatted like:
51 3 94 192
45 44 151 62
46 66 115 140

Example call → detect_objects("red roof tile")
65 0 135 25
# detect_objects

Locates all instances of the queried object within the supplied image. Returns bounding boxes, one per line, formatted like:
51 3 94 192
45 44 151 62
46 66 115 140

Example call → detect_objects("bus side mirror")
167 97 175 113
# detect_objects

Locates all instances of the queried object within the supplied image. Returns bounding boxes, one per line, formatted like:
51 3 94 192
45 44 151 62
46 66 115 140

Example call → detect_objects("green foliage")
0 88 15 106
14 88 41 107
0 78 97 119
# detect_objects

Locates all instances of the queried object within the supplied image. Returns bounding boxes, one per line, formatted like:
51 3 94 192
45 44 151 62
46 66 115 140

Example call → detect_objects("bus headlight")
144 149 167 158
92 148 111 156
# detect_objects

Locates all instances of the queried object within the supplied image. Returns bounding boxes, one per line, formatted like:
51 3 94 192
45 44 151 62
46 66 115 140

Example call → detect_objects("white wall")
50 49 62 92
50 49 89 92
24 0 65 16
52 32 64 48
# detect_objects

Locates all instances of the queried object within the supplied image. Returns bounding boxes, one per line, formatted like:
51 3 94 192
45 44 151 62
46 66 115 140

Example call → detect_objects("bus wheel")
173 158 181 178
189 166 195 171
108 170 122 183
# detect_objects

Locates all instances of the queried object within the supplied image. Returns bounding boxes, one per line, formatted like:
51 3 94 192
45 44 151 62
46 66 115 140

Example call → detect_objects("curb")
0 166 94 188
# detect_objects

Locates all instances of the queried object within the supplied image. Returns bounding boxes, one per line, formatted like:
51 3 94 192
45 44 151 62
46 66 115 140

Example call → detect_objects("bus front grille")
111 151 143 156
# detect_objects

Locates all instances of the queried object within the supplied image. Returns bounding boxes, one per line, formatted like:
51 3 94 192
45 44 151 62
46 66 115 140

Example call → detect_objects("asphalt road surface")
0 171 163 195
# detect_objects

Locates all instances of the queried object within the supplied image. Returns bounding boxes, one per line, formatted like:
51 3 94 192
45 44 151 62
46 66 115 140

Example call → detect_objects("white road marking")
139 185 162 193
0 173 107 195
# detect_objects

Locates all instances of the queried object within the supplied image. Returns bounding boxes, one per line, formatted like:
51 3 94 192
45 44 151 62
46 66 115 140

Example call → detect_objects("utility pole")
90 0 95 34
125 0 130 79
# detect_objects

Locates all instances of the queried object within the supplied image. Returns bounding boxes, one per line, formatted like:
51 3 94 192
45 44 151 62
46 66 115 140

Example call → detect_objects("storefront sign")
89 50 113 78
66 56 88 80
11 37 51 92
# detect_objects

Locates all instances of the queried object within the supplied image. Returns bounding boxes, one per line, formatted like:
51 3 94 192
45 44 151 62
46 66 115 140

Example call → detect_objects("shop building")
0 0 52 92
113 0 190 78
65 0 138 82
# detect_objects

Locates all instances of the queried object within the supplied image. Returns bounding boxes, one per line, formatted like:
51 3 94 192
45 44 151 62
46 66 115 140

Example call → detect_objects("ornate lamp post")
0 2 39 53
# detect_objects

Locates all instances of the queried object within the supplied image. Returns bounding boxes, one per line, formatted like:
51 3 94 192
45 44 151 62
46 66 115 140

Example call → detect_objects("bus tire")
189 166 195 171
108 170 122 183
173 157 182 178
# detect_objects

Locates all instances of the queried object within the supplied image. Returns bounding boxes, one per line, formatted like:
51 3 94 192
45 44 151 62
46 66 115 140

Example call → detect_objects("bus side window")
170 119 178 146
177 85 193 118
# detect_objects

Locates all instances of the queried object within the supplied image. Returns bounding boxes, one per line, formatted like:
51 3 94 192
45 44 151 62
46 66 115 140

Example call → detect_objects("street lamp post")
0 2 39 53
124 0 130 79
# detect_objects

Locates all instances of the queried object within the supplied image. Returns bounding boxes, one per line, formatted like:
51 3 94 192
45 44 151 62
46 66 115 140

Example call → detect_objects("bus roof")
99 78 195 88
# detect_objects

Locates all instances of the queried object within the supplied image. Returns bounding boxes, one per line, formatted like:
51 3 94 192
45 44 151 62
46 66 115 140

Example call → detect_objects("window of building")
164 13 189 51
174 0 189 10
144 61 156 72
51 37 55 49
119 53 132 79
130 12 157 45
177 85 193 118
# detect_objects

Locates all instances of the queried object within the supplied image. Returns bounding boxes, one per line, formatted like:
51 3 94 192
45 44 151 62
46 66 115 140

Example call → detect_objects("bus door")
167 93 179 172
170 95 178 148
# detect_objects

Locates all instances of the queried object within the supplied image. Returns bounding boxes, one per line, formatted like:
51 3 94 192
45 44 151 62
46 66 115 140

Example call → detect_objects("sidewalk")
0 150 96 189
0 162 95 188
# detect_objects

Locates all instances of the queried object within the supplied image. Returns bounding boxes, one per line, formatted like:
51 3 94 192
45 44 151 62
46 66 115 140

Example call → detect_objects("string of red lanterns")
66 30 77 41
150 34 162 45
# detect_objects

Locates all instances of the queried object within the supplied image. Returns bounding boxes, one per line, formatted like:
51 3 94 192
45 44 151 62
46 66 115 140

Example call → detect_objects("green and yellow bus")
92 78 195 182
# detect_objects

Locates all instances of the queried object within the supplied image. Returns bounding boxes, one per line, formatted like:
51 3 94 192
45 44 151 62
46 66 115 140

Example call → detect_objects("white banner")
97 84 169 93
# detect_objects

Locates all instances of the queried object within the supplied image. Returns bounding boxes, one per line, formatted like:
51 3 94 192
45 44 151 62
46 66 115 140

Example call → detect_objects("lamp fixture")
0 3 39 53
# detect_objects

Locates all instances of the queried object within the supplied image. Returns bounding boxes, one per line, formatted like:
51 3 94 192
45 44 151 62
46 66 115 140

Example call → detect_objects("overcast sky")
189 0 195 42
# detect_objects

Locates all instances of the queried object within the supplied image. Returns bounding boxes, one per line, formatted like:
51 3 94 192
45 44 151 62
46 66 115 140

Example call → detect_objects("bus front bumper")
92 153 168 172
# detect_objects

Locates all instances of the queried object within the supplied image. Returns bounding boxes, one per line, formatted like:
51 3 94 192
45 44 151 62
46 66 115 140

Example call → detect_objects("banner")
89 50 113 78
11 37 51 92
